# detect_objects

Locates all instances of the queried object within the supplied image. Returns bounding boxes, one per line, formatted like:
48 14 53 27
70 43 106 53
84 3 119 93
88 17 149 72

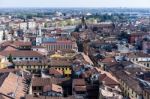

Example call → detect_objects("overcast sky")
0 0 150 8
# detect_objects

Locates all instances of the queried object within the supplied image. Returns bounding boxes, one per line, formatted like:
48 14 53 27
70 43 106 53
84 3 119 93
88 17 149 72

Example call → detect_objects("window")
33 87 36 90
30 58 33 60
19 58 23 60
147 64 149 67
35 58 38 60
38 87 42 90
136 58 138 61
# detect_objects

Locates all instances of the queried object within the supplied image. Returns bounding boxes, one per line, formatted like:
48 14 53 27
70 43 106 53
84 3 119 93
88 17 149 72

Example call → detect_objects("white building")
0 51 43 62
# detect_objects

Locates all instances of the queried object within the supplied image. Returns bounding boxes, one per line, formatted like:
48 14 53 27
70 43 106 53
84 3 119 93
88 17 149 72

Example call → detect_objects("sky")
0 0 150 8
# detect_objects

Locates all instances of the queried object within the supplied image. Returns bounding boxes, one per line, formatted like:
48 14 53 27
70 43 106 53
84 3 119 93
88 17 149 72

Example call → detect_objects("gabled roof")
43 84 63 94
101 57 115 63
128 52 150 58
0 72 27 99
49 68 63 76
0 51 43 57
3 46 18 51
50 59 72 67
73 79 86 86
100 74 119 87
1 41 31 48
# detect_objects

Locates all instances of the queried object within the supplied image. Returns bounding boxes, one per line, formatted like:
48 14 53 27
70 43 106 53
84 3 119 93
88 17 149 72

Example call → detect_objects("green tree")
118 31 129 41
8 54 13 63
44 23 48 28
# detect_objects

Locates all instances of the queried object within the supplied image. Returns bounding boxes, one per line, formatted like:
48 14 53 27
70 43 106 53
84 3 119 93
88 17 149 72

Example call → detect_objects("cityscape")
0 1 150 99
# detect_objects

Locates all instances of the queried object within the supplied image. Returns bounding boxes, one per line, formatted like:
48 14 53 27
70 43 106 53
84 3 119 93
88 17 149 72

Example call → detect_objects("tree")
8 54 13 63
118 31 129 41
44 23 48 28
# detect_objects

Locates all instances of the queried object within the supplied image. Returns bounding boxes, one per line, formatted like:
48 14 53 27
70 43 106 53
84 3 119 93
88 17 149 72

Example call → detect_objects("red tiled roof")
3 46 18 51
49 68 63 76
99 74 119 87
32 46 45 49
73 79 86 86
0 73 27 99
50 59 72 67
42 40 72 45
32 77 67 87
25 95 75 99
101 57 116 63
1 41 31 47
74 86 87 92
0 69 20 73
43 84 63 93
0 51 43 57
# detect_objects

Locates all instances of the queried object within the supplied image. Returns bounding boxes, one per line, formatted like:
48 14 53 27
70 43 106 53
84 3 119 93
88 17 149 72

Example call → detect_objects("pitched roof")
0 69 20 73
32 77 53 87
1 41 31 48
73 79 86 86
14 60 49 66
50 60 72 67
101 57 116 63
114 70 143 95
42 40 73 45
32 77 68 87
32 46 45 49
3 46 18 51
0 73 27 99
128 52 150 58
43 84 63 94
25 95 75 99
100 74 119 87
49 68 63 76
0 51 43 57
74 86 87 92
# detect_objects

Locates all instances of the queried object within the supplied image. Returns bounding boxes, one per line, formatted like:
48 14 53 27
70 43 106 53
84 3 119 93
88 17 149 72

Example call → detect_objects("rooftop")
0 50 43 57
0 72 27 99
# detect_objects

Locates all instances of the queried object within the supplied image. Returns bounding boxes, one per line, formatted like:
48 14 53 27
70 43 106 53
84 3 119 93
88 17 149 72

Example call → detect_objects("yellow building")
143 89 150 99
114 71 143 99
50 59 72 77
50 53 64 58
0 55 10 69
50 52 76 59
14 61 49 73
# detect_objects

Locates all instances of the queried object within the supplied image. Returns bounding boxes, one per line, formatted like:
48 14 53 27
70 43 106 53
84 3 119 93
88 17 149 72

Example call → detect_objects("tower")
81 16 87 29
2 30 6 40
36 25 42 36
36 25 42 46
27 21 29 30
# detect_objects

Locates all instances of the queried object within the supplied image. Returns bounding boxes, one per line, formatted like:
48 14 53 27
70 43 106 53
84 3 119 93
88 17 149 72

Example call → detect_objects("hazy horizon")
0 0 150 8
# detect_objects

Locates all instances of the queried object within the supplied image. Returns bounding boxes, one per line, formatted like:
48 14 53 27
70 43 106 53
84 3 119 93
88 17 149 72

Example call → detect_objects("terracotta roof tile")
49 68 63 76
0 51 43 57
74 86 87 92
3 46 18 51
0 73 27 99
1 41 31 48
73 79 86 86
43 84 63 94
